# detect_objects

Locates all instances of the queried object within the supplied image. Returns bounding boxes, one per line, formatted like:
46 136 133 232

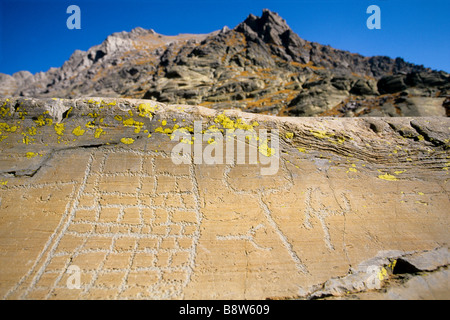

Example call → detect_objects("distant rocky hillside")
1 9 449 117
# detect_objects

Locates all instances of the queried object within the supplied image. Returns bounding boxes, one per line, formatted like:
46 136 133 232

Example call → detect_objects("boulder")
0 97 448 299
377 75 408 94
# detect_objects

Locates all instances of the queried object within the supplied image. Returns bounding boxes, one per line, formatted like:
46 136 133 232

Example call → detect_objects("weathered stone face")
0 97 449 299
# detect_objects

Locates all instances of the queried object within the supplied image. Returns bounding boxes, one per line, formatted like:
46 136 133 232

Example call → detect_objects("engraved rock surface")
0 97 448 299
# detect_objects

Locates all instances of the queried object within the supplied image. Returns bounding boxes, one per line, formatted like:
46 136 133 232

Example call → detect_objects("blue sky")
0 0 449 75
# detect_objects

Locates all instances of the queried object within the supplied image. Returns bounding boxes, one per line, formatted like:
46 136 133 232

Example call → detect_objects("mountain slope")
1 9 449 117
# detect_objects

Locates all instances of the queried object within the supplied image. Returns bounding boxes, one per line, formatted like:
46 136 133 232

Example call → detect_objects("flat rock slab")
0 97 448 299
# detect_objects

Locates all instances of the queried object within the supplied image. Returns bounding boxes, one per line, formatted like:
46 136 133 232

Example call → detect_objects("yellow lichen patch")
85 112 102 128
417 135 425 141
64 107 73 119
214 113 235 130
122 117 144 133
137 103 155 119
417 192 425 196
310 129 330 139
214 113 257 132
94 128 105 138
0 180 7 186
85 121 95 129
33 111 53 127
234 118 254 131
161 120 167 126
26 127 36 136
285 132 294 139
120 137 134 145
1 100 11 118
0 122 17 133
86 99 100 105
378 267 388 281
72 126 85 136
394 170 406 175
122 118 135 126
245 134 255 141
378 173 398 181
258 139 275 157
54 123 65 135
34 115 47 127
22 135 31 145
207 124 221 133
337 136 346 144
26 152 38 159
346 167 357 173
207 137 216 145
114 115 123 121
310 129 345 144
388 260 397 271
297 147 306 153
16 107 27 120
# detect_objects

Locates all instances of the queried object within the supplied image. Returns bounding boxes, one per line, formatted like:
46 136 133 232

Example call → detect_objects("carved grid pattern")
20 149 202 299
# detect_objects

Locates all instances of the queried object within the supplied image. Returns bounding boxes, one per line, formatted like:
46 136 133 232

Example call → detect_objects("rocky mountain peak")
130 26 149 35
235 9 293 44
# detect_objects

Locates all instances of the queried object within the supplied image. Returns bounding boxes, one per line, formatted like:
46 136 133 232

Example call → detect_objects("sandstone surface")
0 97 448 299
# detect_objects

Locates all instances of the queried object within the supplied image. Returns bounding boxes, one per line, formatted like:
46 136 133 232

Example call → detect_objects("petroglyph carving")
6 150 202 299
304 187 351 251
216 224 273 252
